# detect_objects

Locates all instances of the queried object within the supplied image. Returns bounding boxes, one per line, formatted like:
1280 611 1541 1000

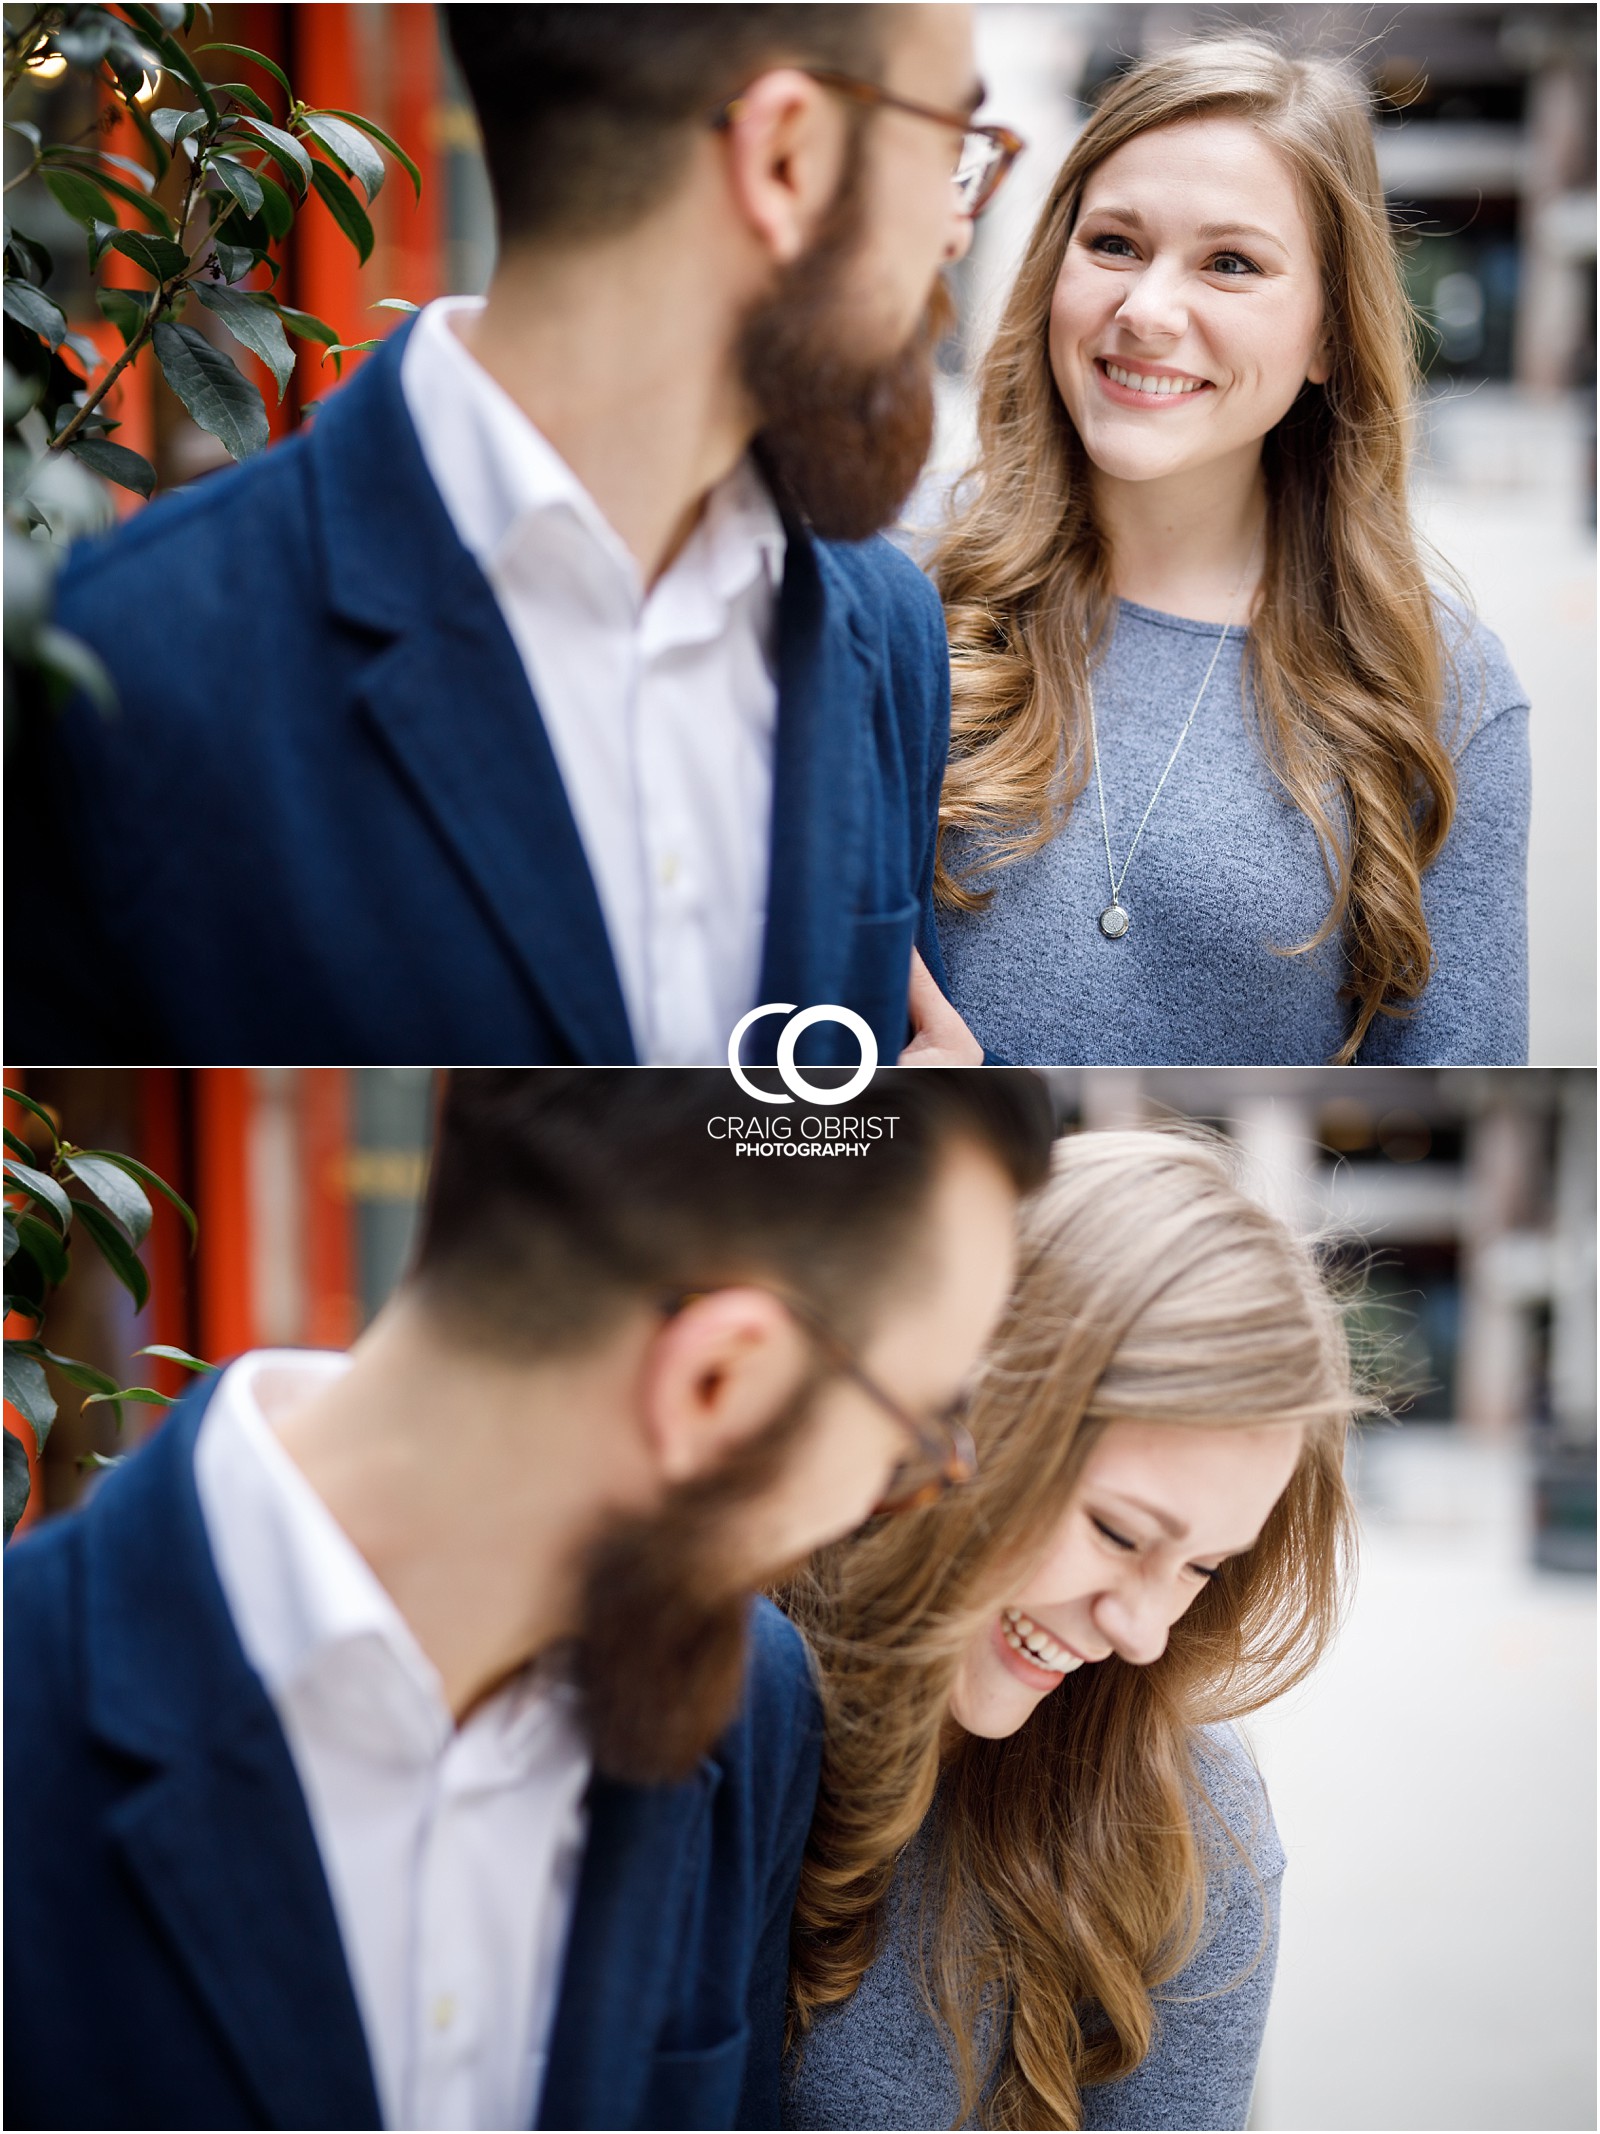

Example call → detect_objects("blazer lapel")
537 1764 719 2130
83 1394 382 2131
306 324 636 1064
753 528 877 1061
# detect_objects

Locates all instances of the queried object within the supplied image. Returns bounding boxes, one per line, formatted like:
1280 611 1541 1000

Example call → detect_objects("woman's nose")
1092 1582 1172 1667
1114 263 1188 344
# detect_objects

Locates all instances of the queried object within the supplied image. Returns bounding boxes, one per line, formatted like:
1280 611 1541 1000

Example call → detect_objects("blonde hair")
783 1129 1359 2128
933 37 1464 1063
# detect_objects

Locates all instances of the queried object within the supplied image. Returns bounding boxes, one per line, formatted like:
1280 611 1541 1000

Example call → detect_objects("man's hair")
442 4 890 245
411 1069 1055 1353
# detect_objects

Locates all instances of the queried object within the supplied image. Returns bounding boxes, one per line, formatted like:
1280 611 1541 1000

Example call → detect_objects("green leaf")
209 240 264 287
310 160 373 266
251 170 294 242
272 303 340 348
71 1201 150 1312
66 435 156 499
6 1343 120 1399
79 1152 198 1247
300 112 384 202
317 107 422 203
210 154 262 217
82 1384 176 1410
3 1160 72 1232
94 151 158 194
2 1214 18 1268
120 6 219 124
122 91 173 183
34 623 117 715
319 338 379 376
6 231 55 286
2 1128 35 1161
13 1211 68 1288
196 40 292 99
2 279 66 352
97 284 150 348
152 320 269 459
150 105 208 150
4 1429 30 1541
3 1090 60 1152
43 153 175 233
194 282 293 399
109 228 189 282
211 80 275 124
62 330 102 375
6 119 43 156
240 116 312 195
372 298 419 313
78 1450 127 1473
63 1154 153 1249
42 168 119 231
136 1343 214 1372
3 1349 56 1448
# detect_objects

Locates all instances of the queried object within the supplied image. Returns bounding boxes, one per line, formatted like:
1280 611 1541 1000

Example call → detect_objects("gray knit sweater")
937 598 1530 1065
781 1724 1283 2133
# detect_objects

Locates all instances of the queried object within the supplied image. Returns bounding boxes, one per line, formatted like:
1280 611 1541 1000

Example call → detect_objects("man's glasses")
661 1287 978 1517
712 68 1025 220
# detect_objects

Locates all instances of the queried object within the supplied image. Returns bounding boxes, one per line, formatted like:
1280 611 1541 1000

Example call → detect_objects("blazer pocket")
842 899 919 1058
640 2024 750 2132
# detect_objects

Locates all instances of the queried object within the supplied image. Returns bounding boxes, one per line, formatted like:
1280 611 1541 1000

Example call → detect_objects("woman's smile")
1094 357 1214 406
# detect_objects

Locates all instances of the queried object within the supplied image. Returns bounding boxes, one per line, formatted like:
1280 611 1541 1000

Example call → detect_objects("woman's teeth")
1103 361 1205 395
1001 1606 1084 1674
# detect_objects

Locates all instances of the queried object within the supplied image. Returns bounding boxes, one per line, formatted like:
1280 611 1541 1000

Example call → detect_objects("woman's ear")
636 1288 809 1485
1306 324 1332 386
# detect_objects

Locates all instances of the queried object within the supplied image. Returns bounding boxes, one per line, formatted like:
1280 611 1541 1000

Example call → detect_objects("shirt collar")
195 1349 580 1771
403 293 785 621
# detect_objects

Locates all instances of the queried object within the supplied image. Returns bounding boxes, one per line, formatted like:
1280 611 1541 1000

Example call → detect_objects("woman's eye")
1188 1562 1224 1581
1209 251 1260 277
1091 1516 1136 1550
1087 233 1138 259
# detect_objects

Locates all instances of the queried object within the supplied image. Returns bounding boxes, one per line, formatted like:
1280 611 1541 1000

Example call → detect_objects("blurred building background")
3 1064 1594 2127
7 3 1592 1057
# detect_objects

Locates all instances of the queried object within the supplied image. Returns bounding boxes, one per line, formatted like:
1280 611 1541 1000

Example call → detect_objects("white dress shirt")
194 1350 592 2131
400 295 787 1065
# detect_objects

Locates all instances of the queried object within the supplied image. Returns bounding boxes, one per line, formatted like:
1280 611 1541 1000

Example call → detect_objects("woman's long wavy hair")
934 38 1466 1063
783 1130 1360 2129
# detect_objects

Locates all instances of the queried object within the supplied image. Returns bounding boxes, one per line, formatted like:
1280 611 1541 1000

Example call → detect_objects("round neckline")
1116 595 1251 639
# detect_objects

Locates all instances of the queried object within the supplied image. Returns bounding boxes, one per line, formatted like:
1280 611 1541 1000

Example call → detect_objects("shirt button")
431 1993 457 2032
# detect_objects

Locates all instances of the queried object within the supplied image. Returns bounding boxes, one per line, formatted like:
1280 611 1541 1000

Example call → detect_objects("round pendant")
1099 903 1131 940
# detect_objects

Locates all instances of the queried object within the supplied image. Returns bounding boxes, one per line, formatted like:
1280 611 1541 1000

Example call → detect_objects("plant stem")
48 319 151 450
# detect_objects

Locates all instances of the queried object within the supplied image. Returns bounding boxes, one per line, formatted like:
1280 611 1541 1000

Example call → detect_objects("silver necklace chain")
1088 543 1260 942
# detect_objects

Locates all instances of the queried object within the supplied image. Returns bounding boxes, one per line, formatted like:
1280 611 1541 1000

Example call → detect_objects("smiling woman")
779 1128 1358 2131
933 37 1531 1067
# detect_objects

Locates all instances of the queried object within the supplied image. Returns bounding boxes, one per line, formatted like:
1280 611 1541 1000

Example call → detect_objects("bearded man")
8 4 1020 1066
5 1068 1053 2129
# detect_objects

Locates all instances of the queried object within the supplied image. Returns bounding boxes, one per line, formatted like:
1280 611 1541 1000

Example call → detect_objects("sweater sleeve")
1082 1725 1285 2134
1358 616 1531 1065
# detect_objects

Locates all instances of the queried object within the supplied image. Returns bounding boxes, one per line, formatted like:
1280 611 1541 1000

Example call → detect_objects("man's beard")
572 1374 824 1786
737 144 957 543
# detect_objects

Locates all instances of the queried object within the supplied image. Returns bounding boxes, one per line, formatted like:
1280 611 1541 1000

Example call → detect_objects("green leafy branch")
3 1082 209 1540
5 5 423 725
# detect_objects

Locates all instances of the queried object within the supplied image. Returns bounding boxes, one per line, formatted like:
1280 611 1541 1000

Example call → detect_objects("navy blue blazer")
7 318 953 1065
3 1380 823 2131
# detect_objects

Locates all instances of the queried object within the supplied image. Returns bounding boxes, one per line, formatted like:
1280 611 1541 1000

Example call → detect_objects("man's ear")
636 1288 809 1484
715 67 851 266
